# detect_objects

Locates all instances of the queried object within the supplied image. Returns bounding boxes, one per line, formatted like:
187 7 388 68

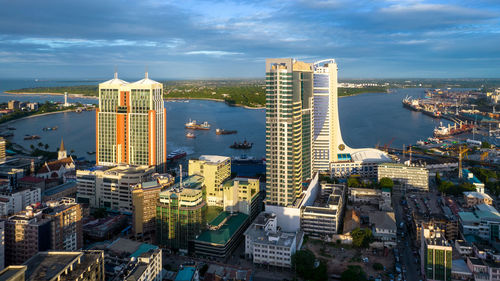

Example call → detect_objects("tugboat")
167 149 187 161
230 140 253 149
216 129 237 135
186 132 196 138
24 135 40 140
185 120 211 130
87 151 96 155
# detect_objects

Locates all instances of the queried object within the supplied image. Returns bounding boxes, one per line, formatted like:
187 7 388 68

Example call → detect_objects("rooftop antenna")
114 66 118 79
145 66 149 79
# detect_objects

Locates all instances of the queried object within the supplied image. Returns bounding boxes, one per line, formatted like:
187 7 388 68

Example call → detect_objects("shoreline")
3 91 98 100
0 109 83 126
165 97 265 109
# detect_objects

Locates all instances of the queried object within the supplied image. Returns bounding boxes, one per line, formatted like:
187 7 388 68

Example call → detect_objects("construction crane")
481 151 489 161
384 137 396 152
458 145 469 179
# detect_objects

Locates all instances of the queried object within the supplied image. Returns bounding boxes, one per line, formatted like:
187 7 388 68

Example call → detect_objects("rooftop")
464 191 492 201
350 148 392 163
175 266 196 281
0 266 27 281
43 181 77 197
196 212 249 245
198 155 230 164
369 211 396 231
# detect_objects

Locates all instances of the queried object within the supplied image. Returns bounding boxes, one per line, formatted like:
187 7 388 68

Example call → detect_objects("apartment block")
0 187 41 216
421 226 452 281
378 163 429 191
43 198 83 251
76 165 155 213
123 249 162 281
222 177 261 218
188 155 231 206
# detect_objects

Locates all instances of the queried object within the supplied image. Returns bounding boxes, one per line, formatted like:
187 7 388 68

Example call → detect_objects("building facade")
421 226 452 281
188 155 231 206
124 249 163 281
0 187 41 216
222 177 261 218
96 73 167 171
265 59 313 206
76 165 155 213
43 198 83 251
377 163 429 191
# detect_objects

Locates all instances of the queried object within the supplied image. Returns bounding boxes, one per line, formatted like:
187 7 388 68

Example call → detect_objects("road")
393 190 423 281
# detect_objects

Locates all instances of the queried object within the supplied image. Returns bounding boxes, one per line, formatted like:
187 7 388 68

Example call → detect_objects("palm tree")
38 142 43 148
70 149 75 155
44 144 49 150
30 144 35 150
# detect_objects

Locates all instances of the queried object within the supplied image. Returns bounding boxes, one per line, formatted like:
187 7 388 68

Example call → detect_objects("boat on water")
42 126 58 131
167 149 187 161
230 140 253 149
402 96 422 111
185 120 210 130
232 154 260 164
421 106 441 118
216 129 237 135
186 132 196 138
0 133 14 138
434 121 474 138
24 135 40 140
7 127 16 131
87 151 96 155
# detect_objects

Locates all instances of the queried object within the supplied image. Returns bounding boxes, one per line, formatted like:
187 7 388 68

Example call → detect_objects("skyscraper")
96 73 167 170
265 59 313 206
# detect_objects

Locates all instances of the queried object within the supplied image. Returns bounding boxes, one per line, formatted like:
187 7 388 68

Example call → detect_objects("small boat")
232 154 259 164
230 140 253 149
216 129 237 135
0 133 14 138
7 126 16 130
87 151 96 155
167 149 187 161
185 119 211 130
42 126 58 131
186 132 196 138
24 135 40 140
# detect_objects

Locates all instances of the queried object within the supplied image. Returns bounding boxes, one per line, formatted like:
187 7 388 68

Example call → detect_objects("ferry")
186 132 196 138
24 135 40 140
232 154 256 163
167 149 187 161
230 140 253 149
216 129 237 135
185 120 210 130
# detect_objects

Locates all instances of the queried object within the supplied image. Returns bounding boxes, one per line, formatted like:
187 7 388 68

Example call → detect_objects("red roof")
37 157 74 174
19 176 44 183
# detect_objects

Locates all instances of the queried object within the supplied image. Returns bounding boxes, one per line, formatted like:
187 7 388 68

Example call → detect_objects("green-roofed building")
194 211 250 260
156 176 207 251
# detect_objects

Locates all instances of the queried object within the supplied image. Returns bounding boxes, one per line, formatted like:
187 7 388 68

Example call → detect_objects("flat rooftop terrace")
197 212 249 245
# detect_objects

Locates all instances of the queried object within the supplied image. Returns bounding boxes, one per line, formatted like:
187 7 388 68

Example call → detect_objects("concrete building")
0 265 26 281
463 191 493 208
265 59 313 206
349 187 392 211
43 198 83 251
195 211 250 260
458 204 500 243
188 155 231 206
96 72 167 171
132 174 173 240
7 101 19 110
244 212 304 268
300 183 345 239
463 169 485 192
369 211 397 247
22 250 105 281
0 137 5 163
421 226 452 281
0 187 41 216
0 221 4 270
76 165 155 213
222 177 261 218
377 163 429 191
156 175 206 251
122 249 162 281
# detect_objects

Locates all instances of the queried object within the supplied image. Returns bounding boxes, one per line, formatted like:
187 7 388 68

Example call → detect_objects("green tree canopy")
291 250 315 278
347 176 361 188
341 265 367 281
379 177 394 189
351 228 373 248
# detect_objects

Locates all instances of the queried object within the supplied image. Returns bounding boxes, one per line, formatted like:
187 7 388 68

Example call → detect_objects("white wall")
264 205 301 232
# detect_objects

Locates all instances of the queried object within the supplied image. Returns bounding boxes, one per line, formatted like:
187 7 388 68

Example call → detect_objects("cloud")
184 50 243 56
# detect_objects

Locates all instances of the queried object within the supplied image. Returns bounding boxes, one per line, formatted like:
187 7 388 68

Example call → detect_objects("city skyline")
0 0 499 79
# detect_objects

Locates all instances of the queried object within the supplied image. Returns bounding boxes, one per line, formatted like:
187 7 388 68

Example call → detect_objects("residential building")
377 163 429 191
156 175 206 250
43 198 83 251
188 155 231 206
222 177 261 218
0 221 4 270
244 212 304 268
26 102 38 111
369 211 397 246
22 250 105 281
458 204 500 243
7 101 19 110
96 72 167 171
132 174 174 240
0 265 26 280
348 187 392 211
76 165 155 213
0 137 5 163
195 211 250 260
413 215 458 244
123 249 162 281
462 169 485 192
467 257 490 281
175 266 198 281
421 226 452 281
464 191 493 208
451 259 473 281
0 187 41 216
300 183 345 239
203 264 252 281
265 58 313 206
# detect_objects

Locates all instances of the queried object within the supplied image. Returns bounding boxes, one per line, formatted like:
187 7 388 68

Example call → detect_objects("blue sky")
0 0 499 79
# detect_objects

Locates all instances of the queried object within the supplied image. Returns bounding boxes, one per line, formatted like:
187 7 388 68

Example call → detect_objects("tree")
341 265 367 281
44 144 49 150
291 250 315 278
30 144 35 150
481 141 491 149
435 172 442 186
379 177 394 189
38 142 43 147
312 261 328 281
351 228 373 248
373 263 383 271
347 176 361 188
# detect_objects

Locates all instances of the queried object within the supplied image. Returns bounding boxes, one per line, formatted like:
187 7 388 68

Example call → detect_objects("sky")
0 0 499 79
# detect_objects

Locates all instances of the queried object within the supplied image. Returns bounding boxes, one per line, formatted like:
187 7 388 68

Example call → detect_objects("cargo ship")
402 96 422 111
167 149 187 161
185 120 210 130
216 129 237 135
230 140 253 149
421 105 441 118
433 121 474 138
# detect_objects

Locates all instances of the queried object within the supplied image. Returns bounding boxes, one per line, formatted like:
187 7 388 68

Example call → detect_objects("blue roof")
463 169 483 184
43 181 77 196
130 243 158 258
175 266 196 281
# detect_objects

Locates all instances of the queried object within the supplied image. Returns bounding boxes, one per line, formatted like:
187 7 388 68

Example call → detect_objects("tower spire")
59 137 65 152
145 66 148 79
114 66 118 79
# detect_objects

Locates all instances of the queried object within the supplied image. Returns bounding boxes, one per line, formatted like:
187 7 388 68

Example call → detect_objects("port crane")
458 145 469 179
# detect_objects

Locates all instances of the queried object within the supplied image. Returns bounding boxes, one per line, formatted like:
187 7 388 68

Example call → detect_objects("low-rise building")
349 187 392 211
76 165 155 213
175 266 198 281
42 181 77 201
222 177 261 218
37 140 75 180
122 249 162 281
0 265 26 280
0 221 4 270
462 169 485 192
195 211 249 260
300 183 345 239
369 211 397 247
244 212 304 268
0 187 41 216
377 163 429 191
203 263 252 281
458 204 500 243
463 191 493 208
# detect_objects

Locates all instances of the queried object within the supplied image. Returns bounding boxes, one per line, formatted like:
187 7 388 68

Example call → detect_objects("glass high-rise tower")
265 59 313 206
96 73 167 171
